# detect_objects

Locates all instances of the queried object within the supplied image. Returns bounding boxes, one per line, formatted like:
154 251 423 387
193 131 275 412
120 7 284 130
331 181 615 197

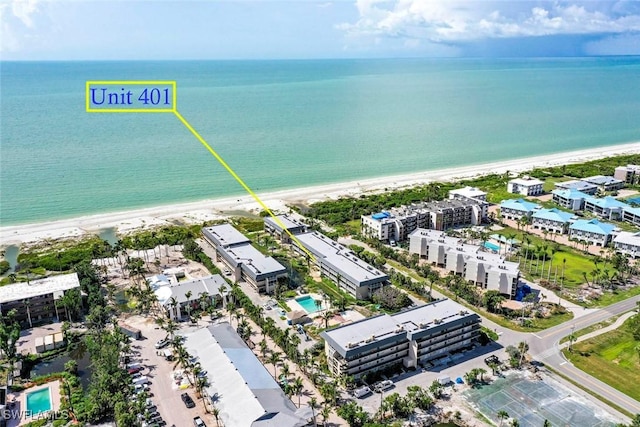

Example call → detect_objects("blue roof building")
551 189 591 211
569 219 618 247
500 199 541 220
583 196 629 221
531 208 575 234
623 205 640 227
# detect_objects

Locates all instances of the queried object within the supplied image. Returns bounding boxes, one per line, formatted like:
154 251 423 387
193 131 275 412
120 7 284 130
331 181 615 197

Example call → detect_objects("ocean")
2 58 640 226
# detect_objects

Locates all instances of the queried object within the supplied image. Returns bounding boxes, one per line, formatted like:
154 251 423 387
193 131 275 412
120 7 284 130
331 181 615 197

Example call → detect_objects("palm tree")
543 420 551 427
268 352 281 379
23 299 33 328
281 363 290 381
309 397 318 426
518 341 529 367
259 339 268 360
211 405 220 426
292 377 304 407
497 410 509 427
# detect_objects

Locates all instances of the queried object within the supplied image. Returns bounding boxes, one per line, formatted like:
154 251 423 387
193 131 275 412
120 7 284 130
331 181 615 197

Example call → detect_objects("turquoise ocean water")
1 58 640 226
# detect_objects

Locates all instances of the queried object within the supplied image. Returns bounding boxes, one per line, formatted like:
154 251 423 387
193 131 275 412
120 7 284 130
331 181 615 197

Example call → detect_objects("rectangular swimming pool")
26 387 52 415
484 242 500 251
295 295 321 314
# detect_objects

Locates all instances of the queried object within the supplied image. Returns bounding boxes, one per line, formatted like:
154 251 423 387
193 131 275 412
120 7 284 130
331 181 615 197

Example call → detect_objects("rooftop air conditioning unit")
419 323 427 329
366 335 375 343
433 318 442 324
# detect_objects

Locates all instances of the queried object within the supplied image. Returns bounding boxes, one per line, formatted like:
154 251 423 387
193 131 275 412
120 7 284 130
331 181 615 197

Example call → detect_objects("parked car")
373 380 394 392
181 392 195 409
353 386 372 398
155 338 170 349
193 416 207 427
128 366 144 375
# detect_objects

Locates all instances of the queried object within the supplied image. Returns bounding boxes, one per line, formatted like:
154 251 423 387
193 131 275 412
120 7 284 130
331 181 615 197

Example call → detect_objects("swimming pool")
295 295 322 314
484 242 500 251
26 387 52 415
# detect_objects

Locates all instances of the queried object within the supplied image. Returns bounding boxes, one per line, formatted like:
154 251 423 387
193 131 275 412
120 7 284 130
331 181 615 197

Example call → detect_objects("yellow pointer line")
173 110 316 262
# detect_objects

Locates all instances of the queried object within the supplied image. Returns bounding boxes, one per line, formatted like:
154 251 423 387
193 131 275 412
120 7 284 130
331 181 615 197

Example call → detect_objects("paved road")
338 236 640 417
528 295 640 415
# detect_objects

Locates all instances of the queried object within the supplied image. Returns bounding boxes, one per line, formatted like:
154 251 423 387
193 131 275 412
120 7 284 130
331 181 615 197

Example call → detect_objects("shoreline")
2 142 640 246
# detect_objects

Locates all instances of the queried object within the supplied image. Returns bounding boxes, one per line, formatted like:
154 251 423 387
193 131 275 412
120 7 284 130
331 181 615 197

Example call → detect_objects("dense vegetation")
304 153 640 225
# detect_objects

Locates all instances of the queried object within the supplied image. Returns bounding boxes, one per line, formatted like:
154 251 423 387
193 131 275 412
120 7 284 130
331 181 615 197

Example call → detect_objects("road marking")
559 361 567 366
532 333 542 339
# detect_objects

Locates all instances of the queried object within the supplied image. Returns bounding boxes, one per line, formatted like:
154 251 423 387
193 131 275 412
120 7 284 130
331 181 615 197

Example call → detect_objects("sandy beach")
2 142 639 246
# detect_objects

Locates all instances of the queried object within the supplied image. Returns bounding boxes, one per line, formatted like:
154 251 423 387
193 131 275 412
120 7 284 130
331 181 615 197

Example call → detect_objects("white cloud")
12 0 39 28
338 1 640 44
0 0 43 53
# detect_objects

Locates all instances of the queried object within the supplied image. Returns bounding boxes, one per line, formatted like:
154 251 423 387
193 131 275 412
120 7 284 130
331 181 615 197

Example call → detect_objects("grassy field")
563 316 640 401
497 226 597 288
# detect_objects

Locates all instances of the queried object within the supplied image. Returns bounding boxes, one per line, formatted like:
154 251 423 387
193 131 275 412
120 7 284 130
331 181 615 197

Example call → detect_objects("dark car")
128 366 143 375
181 392 195 409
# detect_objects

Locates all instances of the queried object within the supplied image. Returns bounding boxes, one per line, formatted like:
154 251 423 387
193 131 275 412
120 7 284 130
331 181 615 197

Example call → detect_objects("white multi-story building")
292 231 388 299
499 199 540 220
202 224 287 294
361 198 487 242
507 177 544 196
320 299 481 379
568 219 618 247
531 208 575 234
613 232 640 258
263 214 307 244
408 229 520 298
623 206 640 227
614 165 640 185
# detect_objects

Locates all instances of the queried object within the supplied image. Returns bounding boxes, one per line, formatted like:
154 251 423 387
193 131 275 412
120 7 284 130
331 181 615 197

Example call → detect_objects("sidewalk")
558 310 637 350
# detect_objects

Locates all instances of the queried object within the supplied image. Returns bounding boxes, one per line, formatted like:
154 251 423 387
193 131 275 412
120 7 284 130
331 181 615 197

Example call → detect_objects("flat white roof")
509 177 543 186
224 244 287 278
264 214 306 233
203 224 251 247
449 186 487 198
295 232 387 285
0 273 80 304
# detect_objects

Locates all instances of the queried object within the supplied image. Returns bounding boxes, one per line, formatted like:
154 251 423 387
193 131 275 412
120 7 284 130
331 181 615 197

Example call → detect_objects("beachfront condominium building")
531 208 575 235
361 198 487 242
153 274 228 321
551 189 590 211
582 175 625 192
499 199 540 221
0 273 81 328
554 180 598 195
292 231 388 299
408 229 520 298
614 165 640 185
613 232 640 258
320 299 481 379
568 219 618 247
583 196 629 221
202 224 287 294
507 177 544 196
263 214 307 244
182 323 308 427
449 186 487 202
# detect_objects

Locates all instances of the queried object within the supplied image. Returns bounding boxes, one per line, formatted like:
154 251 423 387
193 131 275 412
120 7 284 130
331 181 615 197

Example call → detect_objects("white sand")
2 142 639 246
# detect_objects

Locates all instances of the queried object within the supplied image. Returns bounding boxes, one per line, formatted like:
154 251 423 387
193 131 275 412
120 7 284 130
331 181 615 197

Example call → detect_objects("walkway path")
558 310 637 350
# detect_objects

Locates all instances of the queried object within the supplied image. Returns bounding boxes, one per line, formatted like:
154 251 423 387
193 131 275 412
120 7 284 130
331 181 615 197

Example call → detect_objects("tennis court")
464 373 619 427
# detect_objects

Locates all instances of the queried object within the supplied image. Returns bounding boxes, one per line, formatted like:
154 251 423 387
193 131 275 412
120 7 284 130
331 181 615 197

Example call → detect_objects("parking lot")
124 315 212 427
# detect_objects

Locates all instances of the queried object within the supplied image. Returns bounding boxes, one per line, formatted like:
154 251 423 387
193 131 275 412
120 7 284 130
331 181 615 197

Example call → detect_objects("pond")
97 227 118 246
30 340 93 389
3 245 19 272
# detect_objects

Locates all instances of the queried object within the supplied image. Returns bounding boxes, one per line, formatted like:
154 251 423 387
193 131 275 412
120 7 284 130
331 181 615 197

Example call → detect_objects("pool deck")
7 380 62 427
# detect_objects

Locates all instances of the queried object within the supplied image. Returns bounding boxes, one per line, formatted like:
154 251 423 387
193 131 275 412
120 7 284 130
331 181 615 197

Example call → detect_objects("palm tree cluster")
463 367 487 387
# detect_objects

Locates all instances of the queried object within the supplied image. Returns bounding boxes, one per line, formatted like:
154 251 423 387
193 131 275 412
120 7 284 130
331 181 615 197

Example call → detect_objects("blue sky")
2 0 640 59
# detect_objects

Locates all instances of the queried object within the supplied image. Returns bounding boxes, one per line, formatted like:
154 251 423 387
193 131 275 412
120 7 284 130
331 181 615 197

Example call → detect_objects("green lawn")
564 316 640 401
497 226 597 288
